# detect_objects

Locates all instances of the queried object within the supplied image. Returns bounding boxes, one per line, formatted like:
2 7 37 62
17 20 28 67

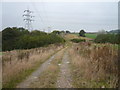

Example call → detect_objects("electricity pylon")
48 26 51 33
23 9 34 31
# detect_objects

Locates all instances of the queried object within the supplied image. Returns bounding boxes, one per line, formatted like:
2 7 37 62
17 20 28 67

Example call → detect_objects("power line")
30 1 53 33
23 8 34 31
48 26 51 33
41 1 50 28
30 2 47 29
41 1 53 33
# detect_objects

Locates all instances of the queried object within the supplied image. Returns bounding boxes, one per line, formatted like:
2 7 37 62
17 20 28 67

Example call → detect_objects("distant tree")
18 27 29 35
98 30 106 34
66 30 71 34
71 38 85 43
2 27 65 51
79 30 86 37
2 27 21 51
31 30 47 36
0 32 2 51
61 31 65 33
116 33 120 44
52 30 61 35
94 33 120 44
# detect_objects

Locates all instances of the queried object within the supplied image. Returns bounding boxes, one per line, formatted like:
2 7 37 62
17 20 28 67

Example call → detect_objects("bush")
94 34 120 44
2 27 65 51
79 30 86 37
71 38 85 43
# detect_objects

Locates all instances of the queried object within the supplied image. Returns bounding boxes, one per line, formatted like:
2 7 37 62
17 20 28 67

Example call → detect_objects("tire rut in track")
16 48 64 88
56 48 73 88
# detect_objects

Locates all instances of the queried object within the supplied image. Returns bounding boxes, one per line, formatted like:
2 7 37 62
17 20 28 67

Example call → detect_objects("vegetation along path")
16 48 64 88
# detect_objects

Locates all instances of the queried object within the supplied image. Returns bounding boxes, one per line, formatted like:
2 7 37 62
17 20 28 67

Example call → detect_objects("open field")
72 33 97 40
2 34 119 88
85 33 97 39
2 2 119 88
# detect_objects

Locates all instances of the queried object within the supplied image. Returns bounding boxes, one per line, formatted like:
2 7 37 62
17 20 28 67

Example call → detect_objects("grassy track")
28 48 66 88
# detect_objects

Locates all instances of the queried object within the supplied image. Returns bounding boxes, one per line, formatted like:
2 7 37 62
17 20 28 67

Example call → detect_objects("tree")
2 27 65 51
66 30 71 34
52 30 61 35
31 30 47 36
2 27 21 51
98 30 106 34
79 30 86 37
61 31 65 33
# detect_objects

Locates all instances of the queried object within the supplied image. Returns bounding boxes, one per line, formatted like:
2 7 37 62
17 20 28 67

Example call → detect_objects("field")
2 34 119 88
72 33 97 39
85 33 97 39
2 1 120 88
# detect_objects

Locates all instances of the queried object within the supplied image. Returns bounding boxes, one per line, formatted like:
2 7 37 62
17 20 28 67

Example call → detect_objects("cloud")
1 2 118 32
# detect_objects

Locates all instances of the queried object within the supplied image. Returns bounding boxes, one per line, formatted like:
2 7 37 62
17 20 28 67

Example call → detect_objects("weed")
69 42 118 88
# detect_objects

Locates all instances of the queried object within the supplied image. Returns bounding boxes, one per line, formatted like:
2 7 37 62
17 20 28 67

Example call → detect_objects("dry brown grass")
64 34 79 41
64 34 93 42
69 42 118 88
29 47 66 88
0 55 2 89
2 44 64 88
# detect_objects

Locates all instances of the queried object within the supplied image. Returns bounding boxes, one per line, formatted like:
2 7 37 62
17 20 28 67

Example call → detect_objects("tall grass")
2 44 64 88
69 42 118 88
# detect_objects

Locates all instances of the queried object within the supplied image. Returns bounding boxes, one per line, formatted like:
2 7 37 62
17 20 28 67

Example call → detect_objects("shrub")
94 34 120 44
71 39 85 43
79 30 86 37
2 27 65 51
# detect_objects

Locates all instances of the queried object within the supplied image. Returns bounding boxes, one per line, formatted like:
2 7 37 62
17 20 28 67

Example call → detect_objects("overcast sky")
1 1 118 32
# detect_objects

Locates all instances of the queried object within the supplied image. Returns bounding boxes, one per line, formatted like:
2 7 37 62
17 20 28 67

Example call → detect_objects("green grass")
72 33 79 36
71 38 85 43
4 68 35 88
0 52 2 55
72 33 97 39
85 33 97 39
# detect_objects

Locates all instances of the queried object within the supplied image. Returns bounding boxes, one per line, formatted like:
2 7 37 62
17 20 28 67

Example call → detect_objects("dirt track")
56 49 73 88
16 46 73 88
16 50 61 88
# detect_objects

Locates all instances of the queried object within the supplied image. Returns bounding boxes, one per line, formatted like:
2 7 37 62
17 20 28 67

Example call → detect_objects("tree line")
78 29 120 44
2 27 65 51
